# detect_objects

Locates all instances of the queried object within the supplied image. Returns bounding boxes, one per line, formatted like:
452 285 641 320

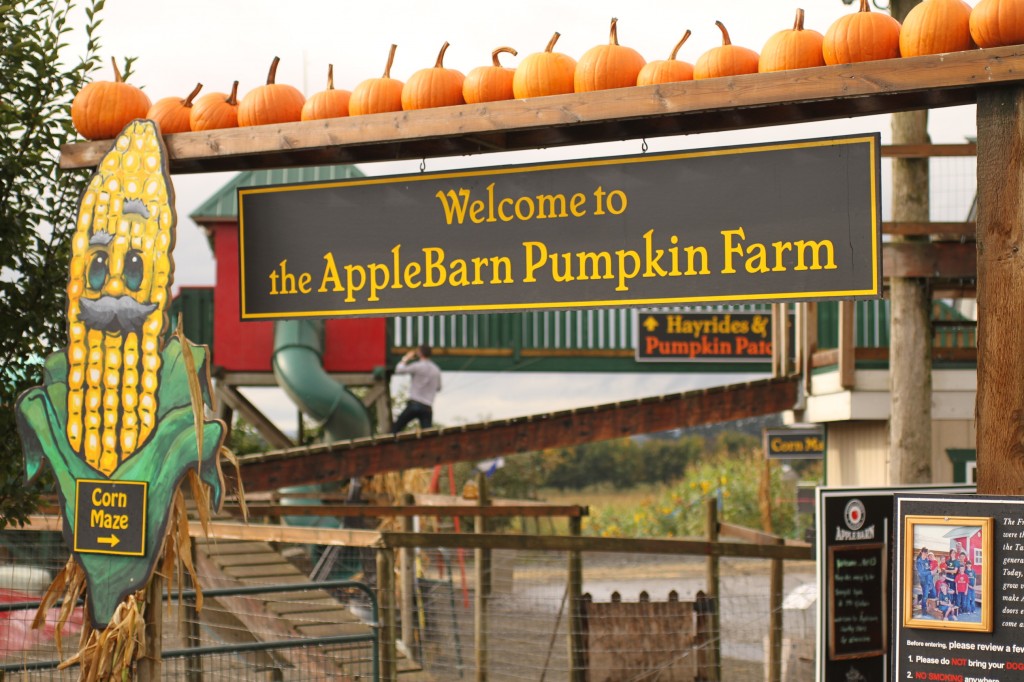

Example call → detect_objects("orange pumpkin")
238 56 306 127
301 65 351 121
463 47 518 104
759 9 825 73
512 32 577 99
823 0 902 65
694 21 760 79
147 83 203 135
636 31 695 86
190 81 240 132
71 57 152 141
574 18 646 92
402 42 466 111
899 0 973 57
350 45 405 115
970 0 1024 48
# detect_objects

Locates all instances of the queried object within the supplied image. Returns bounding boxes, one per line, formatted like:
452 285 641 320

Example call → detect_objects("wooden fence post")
400 493 415 656
768 538 785 682
377 547 397 682
705 498 721 681
475 473 490 682
567 515 586 682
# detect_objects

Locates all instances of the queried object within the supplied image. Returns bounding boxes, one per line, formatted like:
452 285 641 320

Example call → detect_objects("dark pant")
393 399 433 432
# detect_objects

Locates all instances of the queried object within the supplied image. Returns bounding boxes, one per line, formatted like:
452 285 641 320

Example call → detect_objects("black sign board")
829 542 887 660
764 425 826 459
73 479 147 557
893 494 1024 682
635 310 776 362
238 135 881 319
817 485 975 682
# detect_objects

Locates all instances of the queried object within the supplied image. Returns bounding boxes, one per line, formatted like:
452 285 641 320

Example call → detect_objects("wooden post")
768 538 785 682
400 493 415 656
976 86 1024 494
377 547 398 682
567 515 586 682
802 302 817 396
186 540 203 682
138 574 163 681
704 498 721 681
838 300 856 390
474 473 490 682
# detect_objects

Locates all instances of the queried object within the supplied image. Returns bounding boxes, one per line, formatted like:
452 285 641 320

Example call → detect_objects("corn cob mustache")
65 120 175 476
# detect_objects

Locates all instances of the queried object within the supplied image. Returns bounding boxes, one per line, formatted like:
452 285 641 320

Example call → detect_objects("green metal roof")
189 164 366 221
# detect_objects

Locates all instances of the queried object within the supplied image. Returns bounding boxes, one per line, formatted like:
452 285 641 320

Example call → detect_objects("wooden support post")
377 547 398 682
838 300 856 390
768 538 785 682
138 575 163 682
802 303 818 397
704 498 721 681
977 86 1024 494
400 493 415 656
475 473 490 682
567 515 586 682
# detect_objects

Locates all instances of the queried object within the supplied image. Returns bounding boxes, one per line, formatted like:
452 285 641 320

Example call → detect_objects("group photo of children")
906 517 990 630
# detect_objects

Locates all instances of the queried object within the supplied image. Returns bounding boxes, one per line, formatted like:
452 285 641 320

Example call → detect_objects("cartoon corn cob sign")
15 120 231 632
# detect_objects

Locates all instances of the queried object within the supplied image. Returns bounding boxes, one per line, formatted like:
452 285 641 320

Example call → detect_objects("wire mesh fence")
384 544 815 682
0 525 380 681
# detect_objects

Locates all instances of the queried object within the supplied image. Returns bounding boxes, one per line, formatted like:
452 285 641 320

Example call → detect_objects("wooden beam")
881 143 976 157
230 504 588 518
378 531 814 561
215 382 294 449
883 221 975 237
232 376 800 492
60 47 1024 174
976 87 1024 495
882 241 977 279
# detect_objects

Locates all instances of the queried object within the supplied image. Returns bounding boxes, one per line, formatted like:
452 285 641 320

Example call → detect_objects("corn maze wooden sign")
15 120 229 631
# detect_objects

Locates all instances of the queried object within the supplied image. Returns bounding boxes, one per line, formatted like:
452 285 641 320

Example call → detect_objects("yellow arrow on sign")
643 316 659 332
97 535 120 548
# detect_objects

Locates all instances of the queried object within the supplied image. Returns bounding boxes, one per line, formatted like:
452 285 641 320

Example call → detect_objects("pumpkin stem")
435 41 451 68
266 56 281 85
227 80 239 106
545 32 561 53
383 44 398 78
111 56 123 84
714 20 733 46
492 47 517 67
327 64 335 90
184 83 203 107
609 17 619 46
859 0 871 12
669 30 692 61
793 8 805 31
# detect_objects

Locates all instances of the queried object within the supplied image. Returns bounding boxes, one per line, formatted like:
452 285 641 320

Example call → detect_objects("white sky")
67 0 981 431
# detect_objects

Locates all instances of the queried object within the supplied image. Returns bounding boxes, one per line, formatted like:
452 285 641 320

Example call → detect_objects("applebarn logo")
835 498 875 541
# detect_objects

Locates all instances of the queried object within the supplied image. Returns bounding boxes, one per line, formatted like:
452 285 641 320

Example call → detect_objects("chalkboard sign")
828 542 887 660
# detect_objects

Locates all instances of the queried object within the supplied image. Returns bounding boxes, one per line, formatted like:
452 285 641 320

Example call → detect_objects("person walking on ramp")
392 345 442 432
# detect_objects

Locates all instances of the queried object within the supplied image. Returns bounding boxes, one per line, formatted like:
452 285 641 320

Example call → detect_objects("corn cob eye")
124 250 144 291
87 253 108 291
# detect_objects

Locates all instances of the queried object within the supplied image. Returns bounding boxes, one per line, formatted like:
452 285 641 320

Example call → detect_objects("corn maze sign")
238 134 881 319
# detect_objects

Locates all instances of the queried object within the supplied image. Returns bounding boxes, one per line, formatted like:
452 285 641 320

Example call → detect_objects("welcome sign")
238 134 881 318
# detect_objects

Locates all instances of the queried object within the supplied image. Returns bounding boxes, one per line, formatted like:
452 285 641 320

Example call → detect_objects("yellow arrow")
97 535 120 548
643 316 659 332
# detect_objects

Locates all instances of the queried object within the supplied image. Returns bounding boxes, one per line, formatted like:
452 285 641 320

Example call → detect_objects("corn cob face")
66 120 176 475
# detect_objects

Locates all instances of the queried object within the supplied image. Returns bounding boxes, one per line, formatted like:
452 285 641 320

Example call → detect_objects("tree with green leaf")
0 0 105 527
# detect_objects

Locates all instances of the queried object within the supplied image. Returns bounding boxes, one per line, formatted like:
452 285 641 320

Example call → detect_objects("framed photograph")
903 515 993 632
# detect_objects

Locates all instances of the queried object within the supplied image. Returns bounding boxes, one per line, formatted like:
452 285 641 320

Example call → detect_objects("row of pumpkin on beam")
72 0 1022 141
